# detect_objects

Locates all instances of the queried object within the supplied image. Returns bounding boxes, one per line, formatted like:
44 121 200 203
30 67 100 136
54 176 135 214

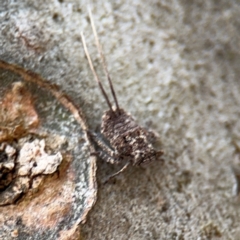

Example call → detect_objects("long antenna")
88 7 120 113
81 32 115 114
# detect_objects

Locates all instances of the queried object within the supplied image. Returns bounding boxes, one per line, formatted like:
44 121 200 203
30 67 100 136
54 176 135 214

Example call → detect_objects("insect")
81 9 163 182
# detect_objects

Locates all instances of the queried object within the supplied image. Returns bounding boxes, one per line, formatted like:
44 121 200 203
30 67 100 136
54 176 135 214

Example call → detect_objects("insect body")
81 9 163 181
101 108 162 166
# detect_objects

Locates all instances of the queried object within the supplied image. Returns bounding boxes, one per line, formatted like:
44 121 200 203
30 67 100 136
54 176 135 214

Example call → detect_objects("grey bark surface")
1 0 240 239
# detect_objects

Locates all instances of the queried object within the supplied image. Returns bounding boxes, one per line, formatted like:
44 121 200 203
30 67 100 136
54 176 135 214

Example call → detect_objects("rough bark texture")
1 0 240 239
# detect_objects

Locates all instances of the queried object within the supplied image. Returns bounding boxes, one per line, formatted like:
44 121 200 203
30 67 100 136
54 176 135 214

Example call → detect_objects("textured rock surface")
1 0 240 239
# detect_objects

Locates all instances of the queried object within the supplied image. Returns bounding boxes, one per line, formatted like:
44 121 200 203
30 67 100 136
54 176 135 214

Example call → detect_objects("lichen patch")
0 139 63 206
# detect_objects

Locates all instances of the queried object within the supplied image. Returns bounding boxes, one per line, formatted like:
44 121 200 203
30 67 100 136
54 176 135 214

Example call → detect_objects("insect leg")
103 162 130 184
87 131 119 164
92 150 118 165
